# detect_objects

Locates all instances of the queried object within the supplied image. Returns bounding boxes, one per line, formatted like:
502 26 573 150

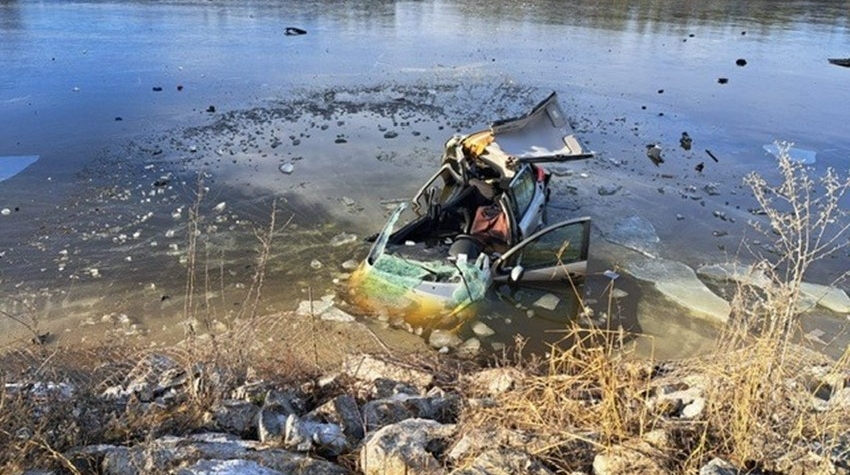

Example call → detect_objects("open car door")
491 217 591 283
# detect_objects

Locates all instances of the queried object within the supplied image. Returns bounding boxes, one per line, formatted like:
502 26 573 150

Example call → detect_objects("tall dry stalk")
710 142 850 464
183 175 204 336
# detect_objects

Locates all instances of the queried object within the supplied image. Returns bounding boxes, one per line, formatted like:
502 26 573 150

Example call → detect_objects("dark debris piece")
285 27 307 36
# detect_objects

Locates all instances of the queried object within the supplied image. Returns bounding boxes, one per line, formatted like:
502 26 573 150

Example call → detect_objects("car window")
509 165 535 219
508 220 587 270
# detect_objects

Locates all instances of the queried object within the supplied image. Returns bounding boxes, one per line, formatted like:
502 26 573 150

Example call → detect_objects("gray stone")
212 399 260 437
101 353 193 403
283 414 348 456
360 418 456 475
457 337 481 358
592 440 667 475
177 459 285 475
446 426 557 464
257 389 303 444
470 321 495 337
597 184 622 196
463 367 525 396
361 398 416 432
429 329 463 350
75 432 349 475
681 396 706 419
310 394 365 442
342 354 434 390
699 457 738 475
450 449 555 475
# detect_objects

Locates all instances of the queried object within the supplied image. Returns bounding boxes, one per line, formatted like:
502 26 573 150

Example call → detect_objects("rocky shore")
5 338 850 475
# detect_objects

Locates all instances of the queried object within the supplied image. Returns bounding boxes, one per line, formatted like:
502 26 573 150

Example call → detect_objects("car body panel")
350 92 593 328
492 217 591 283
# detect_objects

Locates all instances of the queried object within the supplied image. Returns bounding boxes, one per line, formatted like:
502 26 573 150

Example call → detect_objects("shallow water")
1 0 848 358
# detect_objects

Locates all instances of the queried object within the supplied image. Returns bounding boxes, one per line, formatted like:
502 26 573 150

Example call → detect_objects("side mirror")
509 265 524 282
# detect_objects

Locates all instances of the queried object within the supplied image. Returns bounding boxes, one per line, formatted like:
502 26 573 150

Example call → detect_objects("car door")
491 217 591 283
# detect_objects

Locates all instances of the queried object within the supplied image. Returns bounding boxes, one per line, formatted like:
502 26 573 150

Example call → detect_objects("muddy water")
1 1 848 358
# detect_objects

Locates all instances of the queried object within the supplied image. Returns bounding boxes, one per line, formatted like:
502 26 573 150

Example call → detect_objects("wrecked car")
350 92 594 329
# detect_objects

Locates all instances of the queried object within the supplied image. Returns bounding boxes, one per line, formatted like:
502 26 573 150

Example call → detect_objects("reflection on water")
452 0 850 31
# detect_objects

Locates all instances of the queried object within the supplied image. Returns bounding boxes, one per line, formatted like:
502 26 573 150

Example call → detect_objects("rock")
101 353 198 404
470 321 495 337
680 132 692 151
71 433 347 475
283 414 348 456
699 457 738 475
309 394 365 443
592 438 667 475
361 389 459 433
646 144 664 166
463 367 524 396
212 399 260 437
681 396 706 418
626 257 730 325
447 426 559 465
360 418 456 475
342 354 434 391
177 459 285 475
457 337 481 358
360 398 417 432
450 449 556 475
256 389 305 443
429 329 463 350
597 184 622 196
828 387 850 410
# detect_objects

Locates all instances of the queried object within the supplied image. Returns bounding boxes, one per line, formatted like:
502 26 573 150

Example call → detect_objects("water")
1 0 848 357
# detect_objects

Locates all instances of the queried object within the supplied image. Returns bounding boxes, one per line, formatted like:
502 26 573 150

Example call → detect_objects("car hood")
489 91 588 159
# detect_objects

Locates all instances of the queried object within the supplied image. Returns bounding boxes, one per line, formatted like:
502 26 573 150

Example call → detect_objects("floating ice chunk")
0 155 39 182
